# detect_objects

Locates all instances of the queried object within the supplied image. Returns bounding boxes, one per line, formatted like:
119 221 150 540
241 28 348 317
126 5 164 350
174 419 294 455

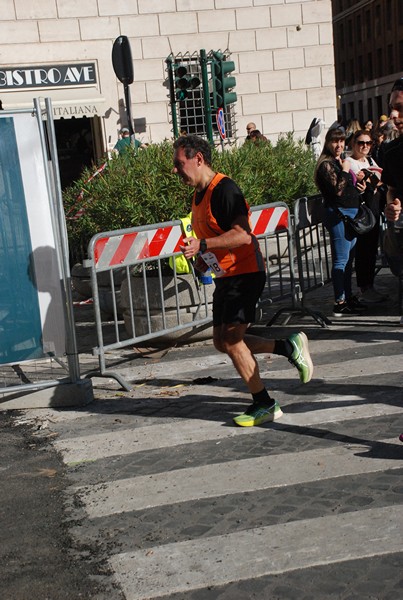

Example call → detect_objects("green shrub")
63 134 317 261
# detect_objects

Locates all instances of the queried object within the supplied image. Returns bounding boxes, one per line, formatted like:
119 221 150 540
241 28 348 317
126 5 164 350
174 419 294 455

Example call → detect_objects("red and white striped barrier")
250 204 288 235
92 204 289 271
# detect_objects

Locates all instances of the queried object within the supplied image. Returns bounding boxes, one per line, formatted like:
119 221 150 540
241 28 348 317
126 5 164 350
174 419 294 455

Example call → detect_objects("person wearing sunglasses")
345 130 387 304
314 127 368 317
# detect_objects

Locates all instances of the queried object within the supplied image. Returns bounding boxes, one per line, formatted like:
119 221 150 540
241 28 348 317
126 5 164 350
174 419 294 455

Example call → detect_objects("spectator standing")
245 122 257 142
249 129 268 143
346 130 387 303
314 128 368 317
378 114 388 129
113 127 145 156
371 128 386 166
173 135 313 427
364 119 373 132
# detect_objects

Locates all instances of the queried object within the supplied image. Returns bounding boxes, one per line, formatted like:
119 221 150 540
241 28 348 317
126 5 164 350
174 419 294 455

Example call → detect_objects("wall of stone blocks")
0 0 337 146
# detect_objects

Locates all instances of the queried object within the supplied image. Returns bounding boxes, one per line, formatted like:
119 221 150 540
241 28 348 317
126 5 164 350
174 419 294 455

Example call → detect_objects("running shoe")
347 296 368 311
287 332 313 383
333 301 366 317
233 400 283 427
399 433 403 443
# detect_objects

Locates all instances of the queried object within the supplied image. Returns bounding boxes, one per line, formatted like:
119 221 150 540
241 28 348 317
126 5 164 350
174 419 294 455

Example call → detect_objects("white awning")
0 86 107 119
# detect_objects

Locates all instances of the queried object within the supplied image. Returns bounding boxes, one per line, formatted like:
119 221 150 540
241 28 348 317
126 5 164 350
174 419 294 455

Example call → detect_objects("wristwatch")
199 238 207 253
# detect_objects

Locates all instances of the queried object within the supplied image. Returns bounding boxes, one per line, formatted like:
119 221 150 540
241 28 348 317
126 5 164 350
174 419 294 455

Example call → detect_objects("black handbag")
337 202 377 235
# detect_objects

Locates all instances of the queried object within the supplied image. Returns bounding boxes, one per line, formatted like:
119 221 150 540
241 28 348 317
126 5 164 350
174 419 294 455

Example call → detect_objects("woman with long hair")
314 128 368 317
346 130 387 303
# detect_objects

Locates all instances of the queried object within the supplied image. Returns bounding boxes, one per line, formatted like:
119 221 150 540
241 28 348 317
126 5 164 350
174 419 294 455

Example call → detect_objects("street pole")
200 49 214 145
166 56 179 138
112 36 134 133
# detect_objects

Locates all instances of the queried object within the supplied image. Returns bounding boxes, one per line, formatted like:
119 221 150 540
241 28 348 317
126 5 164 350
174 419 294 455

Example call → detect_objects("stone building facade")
0 0 336 185
332 0 403 125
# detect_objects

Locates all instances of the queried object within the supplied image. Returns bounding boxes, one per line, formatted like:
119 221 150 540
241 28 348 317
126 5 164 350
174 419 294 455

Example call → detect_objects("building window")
349 58 354 85
377 48 383 78
347 19 353 45
368 52 373 79
356 15 362 43
388 44 394 73
376 95 383 117
367 98 372 122
386 0 392 29
375 4 381 31
342 103 347 124
366 10 371 39
341 61 346 84
358 100 363 125
349 101 355 120
339 23 344 47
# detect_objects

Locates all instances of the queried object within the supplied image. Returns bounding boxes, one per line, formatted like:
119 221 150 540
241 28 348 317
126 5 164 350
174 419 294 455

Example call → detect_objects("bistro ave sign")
0 63 97 89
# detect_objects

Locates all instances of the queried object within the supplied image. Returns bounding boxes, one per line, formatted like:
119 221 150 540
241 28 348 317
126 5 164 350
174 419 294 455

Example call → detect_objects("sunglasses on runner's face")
357 141 372 146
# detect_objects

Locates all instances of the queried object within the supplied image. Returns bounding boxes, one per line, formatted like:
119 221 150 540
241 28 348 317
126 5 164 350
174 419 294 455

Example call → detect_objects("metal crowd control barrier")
292 194 332 326
266 194 332 328
84 202 294 390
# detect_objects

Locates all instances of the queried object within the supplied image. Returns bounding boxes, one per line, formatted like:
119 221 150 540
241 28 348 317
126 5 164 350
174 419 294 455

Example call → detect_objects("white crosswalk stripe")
56 397 402 462
110 505 403 600
47 331 403 599
76 438 402 516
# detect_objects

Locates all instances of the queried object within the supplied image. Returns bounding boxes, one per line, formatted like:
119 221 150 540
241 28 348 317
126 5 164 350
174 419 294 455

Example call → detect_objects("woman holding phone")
314 127 368 317
346 130 387 303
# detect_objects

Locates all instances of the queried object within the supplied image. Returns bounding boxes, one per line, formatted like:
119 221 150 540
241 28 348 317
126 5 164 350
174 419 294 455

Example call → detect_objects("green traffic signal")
174 64 201 100
211 53 237 109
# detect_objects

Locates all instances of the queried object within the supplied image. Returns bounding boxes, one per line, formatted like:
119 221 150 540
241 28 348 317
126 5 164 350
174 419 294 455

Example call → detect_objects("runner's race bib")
200 251 226 277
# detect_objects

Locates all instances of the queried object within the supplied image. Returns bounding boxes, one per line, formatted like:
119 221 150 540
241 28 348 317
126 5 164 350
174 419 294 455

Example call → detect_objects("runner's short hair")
173 135 212 166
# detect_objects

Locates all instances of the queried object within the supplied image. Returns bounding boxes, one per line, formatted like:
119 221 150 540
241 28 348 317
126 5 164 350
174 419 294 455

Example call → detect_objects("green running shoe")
233 400 283 427
288 331 313 383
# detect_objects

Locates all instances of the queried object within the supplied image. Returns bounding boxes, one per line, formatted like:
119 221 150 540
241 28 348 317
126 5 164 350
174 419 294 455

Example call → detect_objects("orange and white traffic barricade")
83 202 300 390
84 219 212 390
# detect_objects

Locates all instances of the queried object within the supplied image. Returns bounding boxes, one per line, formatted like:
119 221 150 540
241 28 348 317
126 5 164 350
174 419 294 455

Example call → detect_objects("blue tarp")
0 117 43 363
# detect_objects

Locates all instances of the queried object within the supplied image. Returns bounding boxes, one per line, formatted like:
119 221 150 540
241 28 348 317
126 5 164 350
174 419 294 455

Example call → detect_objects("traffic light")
174 64 201 101
211 51 237 109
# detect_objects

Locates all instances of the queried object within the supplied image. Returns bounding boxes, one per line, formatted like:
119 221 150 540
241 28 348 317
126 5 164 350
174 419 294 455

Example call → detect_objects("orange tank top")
191 173 264 277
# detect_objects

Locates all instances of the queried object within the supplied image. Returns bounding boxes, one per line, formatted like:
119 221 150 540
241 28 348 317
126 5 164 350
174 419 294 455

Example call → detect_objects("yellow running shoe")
233 400 283 427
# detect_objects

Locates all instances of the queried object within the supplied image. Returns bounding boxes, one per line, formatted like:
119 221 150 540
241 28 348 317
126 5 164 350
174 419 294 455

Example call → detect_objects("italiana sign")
53 103 101 118
0 63 97 89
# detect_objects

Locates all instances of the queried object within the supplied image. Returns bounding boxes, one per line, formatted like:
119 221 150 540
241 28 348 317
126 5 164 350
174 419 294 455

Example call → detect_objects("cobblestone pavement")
2 271 403 599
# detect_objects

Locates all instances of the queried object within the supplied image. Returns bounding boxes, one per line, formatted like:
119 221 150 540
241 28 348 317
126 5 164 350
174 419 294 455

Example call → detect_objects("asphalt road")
1 270 402 600
0 412 119 600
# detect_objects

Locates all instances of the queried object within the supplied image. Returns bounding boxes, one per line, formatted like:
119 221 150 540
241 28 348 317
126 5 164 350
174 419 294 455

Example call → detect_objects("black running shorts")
212 271 266 326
